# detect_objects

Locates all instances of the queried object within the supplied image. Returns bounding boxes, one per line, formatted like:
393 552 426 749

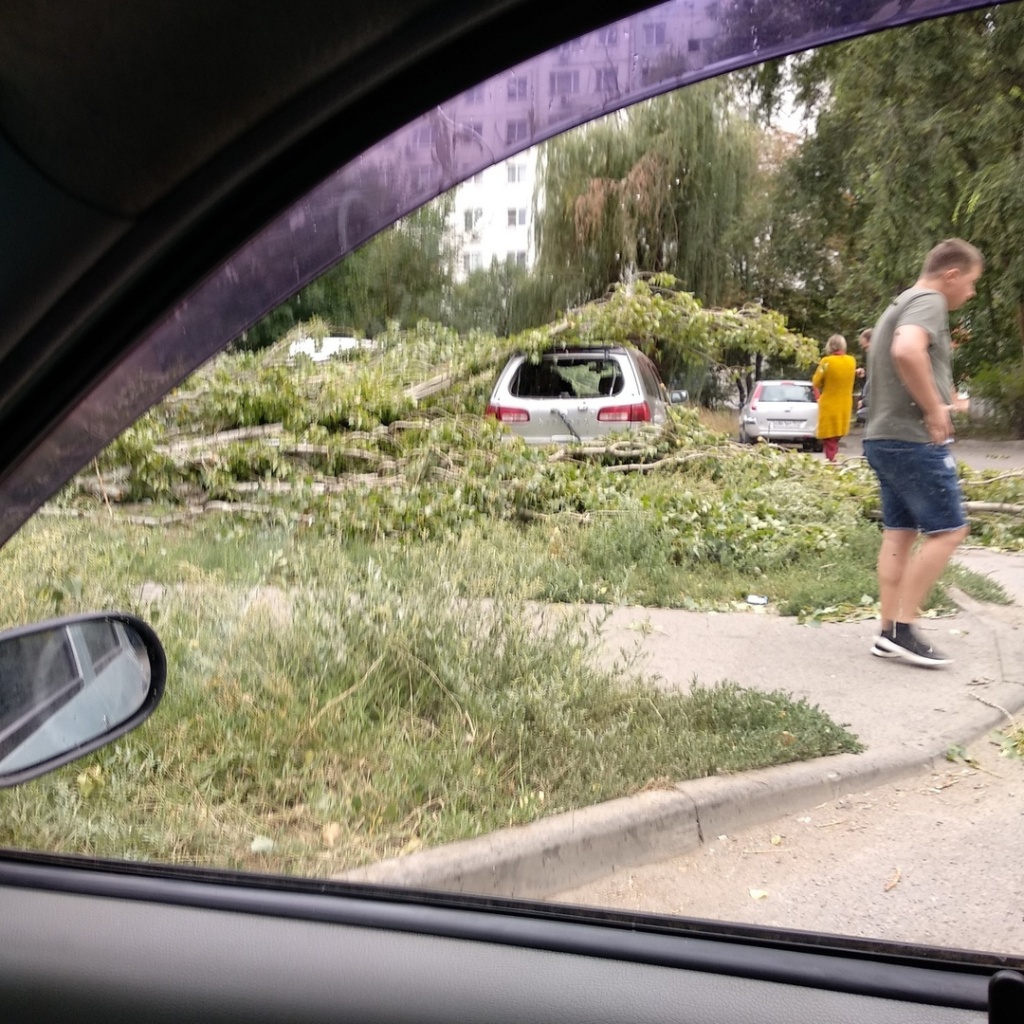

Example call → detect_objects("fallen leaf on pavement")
749 889 769 901
884 867 901 892
770 834 783 846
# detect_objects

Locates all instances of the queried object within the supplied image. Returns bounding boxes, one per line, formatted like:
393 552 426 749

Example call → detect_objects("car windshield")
2 0 1023 969
759 385 815 403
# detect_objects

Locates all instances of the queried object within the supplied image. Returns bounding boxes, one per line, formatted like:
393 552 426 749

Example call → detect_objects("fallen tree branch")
964 501 1024 515
155 423 284 454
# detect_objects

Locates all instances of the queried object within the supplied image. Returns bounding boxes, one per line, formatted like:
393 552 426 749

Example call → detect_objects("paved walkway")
592 546 1024 760
340 547 1024 899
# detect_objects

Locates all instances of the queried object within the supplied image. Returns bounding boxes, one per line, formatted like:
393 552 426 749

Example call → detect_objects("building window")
643 22 666 45
464 208 483 232
507 162 527 183
596 26 617 46
595 68 618 93
463 84 485 104
507 76 528 100
506 119 529 144
411 124 438 148
507 208 527 227
507 250 527 268
688 38 701 52
549 71 580 96
472 172 485 185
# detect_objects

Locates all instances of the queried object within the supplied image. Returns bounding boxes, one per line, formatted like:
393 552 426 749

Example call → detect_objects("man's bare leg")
877 529 916 630
877 525 968 628
896 525 969 625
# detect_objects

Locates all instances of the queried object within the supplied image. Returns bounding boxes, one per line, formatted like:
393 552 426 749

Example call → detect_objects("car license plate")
768 419 800 428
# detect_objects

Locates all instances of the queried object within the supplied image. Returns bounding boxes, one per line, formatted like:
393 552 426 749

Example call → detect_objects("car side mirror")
0 613 166 787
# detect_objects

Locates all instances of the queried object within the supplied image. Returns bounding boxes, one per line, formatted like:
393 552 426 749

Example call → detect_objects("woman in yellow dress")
812 334 857 462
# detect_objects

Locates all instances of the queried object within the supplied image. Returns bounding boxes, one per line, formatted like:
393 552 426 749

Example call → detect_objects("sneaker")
874 623 952 668
870 634 901 659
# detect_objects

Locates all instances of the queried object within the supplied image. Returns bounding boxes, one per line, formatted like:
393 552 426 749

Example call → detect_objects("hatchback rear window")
511 358 623 399
759 384 815 403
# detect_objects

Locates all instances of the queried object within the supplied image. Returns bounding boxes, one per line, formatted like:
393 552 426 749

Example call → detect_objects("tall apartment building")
453 153 537 281
445 1 721 280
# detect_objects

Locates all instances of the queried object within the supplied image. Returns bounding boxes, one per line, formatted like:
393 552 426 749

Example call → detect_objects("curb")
337 686 1024 900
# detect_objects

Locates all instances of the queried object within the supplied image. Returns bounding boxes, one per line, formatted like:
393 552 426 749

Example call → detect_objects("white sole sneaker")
874 632 951 668
871 636 901 659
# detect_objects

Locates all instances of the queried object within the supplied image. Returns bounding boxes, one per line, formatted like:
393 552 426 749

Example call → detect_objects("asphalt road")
836 431 1024 471
551 738 1024 957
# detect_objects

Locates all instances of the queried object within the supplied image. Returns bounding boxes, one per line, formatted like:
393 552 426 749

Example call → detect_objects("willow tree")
533 81 761 312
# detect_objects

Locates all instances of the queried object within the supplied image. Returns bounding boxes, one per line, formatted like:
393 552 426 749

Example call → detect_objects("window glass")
79 620 121 669
0 632 78 729
511 357 622 399
760 384 815 403
1 0 1021 966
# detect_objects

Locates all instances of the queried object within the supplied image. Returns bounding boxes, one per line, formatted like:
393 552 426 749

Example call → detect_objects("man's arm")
890 324 953 443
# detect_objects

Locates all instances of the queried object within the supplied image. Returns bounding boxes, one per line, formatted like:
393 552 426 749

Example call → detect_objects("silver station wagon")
486 346 669 444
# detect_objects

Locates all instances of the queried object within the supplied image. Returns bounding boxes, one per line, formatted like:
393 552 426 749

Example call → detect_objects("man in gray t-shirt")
865 289 955 444
861 239 983 668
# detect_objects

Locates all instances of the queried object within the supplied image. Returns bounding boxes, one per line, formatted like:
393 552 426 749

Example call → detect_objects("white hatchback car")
486 346 669 444
738 379 820 449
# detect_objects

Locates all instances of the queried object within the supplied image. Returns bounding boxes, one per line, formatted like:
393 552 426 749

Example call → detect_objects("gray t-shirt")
863 286 953 443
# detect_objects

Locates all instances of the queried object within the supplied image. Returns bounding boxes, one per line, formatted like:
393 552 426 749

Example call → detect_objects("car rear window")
759 384 815 403
510 357 623 399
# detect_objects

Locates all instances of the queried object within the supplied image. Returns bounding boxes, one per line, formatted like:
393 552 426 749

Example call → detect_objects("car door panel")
0 860 991 1024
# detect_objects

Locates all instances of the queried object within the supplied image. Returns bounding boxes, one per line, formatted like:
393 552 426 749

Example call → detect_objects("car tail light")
486 403 530 423
749 383 763 411
597 402 651 423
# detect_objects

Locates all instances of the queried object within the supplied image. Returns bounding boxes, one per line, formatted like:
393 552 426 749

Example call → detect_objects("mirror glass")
0 617 157 779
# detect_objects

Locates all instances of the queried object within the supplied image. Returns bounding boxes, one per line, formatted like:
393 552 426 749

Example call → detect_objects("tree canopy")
758 4 1024 372
533 82 760 311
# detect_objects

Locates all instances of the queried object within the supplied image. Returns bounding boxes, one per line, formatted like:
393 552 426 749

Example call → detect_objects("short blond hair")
826 334 847 355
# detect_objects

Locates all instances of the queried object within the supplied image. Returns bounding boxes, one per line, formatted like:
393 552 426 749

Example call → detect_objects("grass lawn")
0 510 878 876
0 426 1011 876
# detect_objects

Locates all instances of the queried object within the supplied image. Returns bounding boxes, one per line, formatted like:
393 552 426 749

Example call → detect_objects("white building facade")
453 154 537 280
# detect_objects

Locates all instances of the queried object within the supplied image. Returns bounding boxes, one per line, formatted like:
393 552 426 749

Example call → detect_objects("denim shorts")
862 439 968 535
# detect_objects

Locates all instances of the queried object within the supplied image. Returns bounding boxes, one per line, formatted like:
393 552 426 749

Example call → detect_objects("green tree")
447 258 553 338
238 196 455 350
533 82 760 310
755 6 1024 378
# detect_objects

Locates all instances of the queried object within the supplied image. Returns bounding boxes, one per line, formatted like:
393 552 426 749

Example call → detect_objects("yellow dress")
812 354 857 439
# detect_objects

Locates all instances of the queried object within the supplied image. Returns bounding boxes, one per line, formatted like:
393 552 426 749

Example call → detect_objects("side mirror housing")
0 613 166 787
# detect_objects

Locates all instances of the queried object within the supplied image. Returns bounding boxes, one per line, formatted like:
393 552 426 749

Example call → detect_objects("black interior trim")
0 0 657 487
0 855 997 1010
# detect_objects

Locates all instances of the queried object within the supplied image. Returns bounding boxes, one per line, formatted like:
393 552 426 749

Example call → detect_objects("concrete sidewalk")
339 547 1024 898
